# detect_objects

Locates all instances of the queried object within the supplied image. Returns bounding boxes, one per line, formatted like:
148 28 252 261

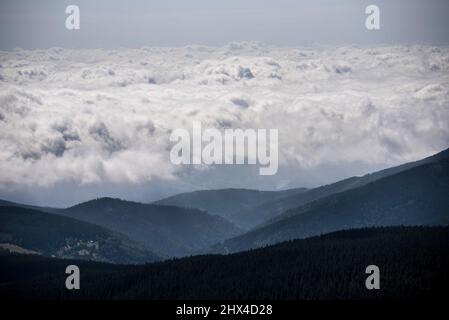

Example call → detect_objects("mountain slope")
212 157 449 253
0 206 158 264
231 147 449 229
0 199 61 214
154 187 307 229
2 226 448 300
62 198 241 257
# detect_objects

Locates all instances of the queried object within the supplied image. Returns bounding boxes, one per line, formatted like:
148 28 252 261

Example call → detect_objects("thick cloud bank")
1 43 449 197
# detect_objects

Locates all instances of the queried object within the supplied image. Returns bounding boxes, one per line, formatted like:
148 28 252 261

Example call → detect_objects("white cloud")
1 43 449 192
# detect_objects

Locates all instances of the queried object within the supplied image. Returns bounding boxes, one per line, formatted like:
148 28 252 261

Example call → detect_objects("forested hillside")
1 226 448 300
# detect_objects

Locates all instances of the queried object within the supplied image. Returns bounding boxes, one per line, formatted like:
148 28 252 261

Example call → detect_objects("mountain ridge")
227 147 449 229
154 187 308 229
211 156 449 253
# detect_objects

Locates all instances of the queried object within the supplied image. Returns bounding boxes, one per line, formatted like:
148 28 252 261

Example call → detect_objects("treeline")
1 226 448 300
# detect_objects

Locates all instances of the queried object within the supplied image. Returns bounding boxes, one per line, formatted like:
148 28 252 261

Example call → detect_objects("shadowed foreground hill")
0 206 158 264
1 226 448 300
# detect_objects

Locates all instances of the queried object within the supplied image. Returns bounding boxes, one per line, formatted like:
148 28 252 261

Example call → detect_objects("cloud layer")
1 43 449 199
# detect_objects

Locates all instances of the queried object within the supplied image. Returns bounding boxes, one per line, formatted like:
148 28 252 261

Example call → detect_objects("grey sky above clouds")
1 0 449 50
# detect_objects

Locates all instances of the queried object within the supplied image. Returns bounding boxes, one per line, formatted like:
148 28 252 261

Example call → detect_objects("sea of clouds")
1 42 449 203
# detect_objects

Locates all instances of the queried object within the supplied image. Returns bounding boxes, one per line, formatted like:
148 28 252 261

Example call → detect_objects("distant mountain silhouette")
228 147 449 229
2 226 448 300
155 149 449 229
61 198 241 257
0 199 61 214
155 187 307 229
0 206 158 264
211 155 449 253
